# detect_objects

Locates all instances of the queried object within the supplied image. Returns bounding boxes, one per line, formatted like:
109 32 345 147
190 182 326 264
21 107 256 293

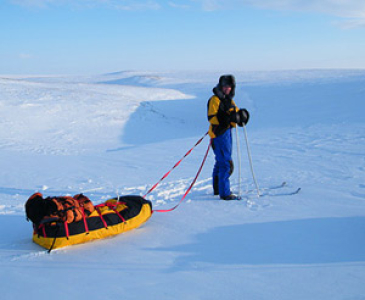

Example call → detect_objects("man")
207 75 249 200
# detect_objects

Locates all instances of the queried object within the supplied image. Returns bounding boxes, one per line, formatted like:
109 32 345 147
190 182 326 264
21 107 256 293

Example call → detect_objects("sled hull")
32 196 152 250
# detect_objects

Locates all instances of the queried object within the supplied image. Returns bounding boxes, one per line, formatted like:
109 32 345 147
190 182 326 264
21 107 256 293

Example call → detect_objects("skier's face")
222 85 232 95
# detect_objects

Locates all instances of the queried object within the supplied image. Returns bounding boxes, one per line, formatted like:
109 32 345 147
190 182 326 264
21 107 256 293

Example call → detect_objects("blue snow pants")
212 129 232 198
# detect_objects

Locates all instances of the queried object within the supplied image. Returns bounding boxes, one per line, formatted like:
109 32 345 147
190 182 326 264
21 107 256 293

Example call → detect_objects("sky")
1 0 365 75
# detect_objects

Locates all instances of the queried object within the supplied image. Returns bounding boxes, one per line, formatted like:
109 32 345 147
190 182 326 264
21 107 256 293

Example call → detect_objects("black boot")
220 194 241 201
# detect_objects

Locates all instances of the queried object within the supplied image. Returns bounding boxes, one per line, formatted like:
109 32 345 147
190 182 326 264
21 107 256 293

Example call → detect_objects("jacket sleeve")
232 99 239 111
207 96 220 125
230 100 239 127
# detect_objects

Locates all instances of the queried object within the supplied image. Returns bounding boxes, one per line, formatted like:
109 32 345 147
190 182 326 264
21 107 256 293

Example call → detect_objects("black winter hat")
219 75 236 88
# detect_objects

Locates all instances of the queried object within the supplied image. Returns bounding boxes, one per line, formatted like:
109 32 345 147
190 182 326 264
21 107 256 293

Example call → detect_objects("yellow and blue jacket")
207 87 239 138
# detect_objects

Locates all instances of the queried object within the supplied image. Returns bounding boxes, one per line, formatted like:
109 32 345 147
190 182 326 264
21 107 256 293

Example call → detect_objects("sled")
29 195 152 251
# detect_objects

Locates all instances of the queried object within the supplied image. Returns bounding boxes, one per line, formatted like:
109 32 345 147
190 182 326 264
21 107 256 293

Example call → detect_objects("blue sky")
1 0 365 74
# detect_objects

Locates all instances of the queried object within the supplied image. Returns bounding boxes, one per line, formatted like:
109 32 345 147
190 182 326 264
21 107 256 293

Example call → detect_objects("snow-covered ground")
0 69 364 299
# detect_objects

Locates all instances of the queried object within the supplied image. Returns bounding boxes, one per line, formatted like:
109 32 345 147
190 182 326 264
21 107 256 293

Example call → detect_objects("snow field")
0 70 365 300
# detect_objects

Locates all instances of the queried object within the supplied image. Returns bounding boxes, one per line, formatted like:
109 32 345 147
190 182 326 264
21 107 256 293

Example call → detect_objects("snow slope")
0 70 365 300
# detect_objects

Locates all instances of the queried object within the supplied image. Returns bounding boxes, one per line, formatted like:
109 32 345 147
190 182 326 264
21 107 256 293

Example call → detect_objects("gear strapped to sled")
25 193 152 252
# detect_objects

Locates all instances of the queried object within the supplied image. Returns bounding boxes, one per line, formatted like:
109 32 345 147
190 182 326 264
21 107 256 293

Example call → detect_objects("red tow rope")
151 138 212 213
143 132 209 198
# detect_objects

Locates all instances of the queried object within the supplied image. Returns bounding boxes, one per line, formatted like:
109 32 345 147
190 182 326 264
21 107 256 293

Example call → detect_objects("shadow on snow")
120 97 208 146
152 216 365 267
113 81 212 148
118 78 365 147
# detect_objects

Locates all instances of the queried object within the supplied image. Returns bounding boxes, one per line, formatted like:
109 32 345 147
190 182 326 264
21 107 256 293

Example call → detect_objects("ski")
197 182 300 201
286 187 301 195
263 181 287 190
241 182 301 198
242 181 286 194
258 186 301 197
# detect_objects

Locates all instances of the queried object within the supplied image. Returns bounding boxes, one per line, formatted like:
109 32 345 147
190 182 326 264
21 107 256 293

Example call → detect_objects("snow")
1 69 365 299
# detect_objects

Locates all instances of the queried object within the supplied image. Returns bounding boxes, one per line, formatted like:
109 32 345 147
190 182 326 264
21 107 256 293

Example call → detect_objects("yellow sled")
29 196 152 251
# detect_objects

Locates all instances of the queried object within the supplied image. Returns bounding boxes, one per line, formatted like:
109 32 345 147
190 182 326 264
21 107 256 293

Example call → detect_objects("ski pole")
242 125 260 197
235 126 242 197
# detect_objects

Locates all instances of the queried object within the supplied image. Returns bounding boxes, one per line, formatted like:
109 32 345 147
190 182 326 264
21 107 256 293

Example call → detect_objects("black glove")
238 108 249 126
230 108 250 127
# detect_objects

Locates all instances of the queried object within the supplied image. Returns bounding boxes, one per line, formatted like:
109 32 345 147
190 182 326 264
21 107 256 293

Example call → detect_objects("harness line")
152 139 211 213
144 132 209 198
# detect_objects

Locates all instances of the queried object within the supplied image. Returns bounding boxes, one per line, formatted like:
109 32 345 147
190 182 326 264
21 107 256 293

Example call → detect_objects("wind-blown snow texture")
0 70 365 300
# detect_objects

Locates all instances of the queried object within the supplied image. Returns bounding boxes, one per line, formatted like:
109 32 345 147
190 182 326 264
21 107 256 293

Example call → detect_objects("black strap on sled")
48 223 61 253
